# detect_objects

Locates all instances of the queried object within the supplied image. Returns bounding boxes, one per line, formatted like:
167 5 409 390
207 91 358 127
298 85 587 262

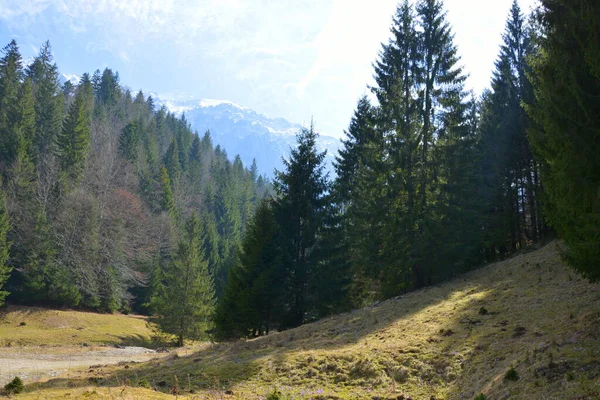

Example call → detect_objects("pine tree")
273 123 328 328
526 0 600 281
0 188 12 305
149 212 215 346
56 73 94 184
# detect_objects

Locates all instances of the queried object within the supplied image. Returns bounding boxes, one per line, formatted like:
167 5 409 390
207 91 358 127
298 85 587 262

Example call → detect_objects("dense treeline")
0 0 597 344
0 39 269 331
215 0 599 340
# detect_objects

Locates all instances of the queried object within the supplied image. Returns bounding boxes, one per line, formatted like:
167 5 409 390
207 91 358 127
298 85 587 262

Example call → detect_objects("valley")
3 242 598 399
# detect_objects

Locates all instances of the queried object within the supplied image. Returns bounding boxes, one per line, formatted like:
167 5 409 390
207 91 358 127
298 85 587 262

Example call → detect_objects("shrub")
138 378 151 389
4 376 24 394
504 367 519 382
474 394 487 400
266 389 283 400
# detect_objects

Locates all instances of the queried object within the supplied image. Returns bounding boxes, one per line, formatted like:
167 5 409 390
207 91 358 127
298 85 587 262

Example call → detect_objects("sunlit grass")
14 242 600 399
0 306 154 347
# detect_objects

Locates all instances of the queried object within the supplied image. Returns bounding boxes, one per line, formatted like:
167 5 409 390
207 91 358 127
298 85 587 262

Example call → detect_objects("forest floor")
3 241 600 399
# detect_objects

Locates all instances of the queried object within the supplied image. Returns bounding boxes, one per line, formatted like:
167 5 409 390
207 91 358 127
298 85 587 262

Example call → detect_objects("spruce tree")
56 73 94 184
334 97 390 301
27 41 63 160
120 118 142 162
215 200 284 339
149 212 215 346
164 138 181 185
159 166 176 219
0 40 24 171
526 0 600 281
479 0 541 259
273 123 328 328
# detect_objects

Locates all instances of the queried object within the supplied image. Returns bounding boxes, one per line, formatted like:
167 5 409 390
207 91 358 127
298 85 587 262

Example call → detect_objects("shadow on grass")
109 333 158 349
31 276 493 396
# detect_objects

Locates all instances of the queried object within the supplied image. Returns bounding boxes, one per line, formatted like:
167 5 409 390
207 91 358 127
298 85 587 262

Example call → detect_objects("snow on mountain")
155 96 341 177
58 73 81 86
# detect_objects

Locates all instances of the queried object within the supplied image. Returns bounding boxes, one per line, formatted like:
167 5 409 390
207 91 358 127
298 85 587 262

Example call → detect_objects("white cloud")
0 0 542 137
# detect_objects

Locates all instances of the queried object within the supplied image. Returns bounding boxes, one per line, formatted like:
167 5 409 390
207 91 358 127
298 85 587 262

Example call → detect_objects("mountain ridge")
154 95 341 177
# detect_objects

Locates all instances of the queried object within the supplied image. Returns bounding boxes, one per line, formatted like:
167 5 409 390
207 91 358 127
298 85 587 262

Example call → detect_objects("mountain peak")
198 99 246 110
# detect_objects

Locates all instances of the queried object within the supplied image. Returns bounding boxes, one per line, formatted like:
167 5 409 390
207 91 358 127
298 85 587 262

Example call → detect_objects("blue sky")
0 0 537 138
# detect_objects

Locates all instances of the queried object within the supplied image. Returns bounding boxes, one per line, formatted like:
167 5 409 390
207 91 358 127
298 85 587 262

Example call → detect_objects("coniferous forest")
0 39 269 340
0 0 598 345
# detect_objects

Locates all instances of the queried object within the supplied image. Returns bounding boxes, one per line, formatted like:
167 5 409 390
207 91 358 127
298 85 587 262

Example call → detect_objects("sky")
0 0 538 138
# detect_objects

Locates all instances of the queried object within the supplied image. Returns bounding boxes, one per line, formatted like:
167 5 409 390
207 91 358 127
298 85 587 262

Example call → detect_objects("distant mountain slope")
157 98 341 177
20 241 600 399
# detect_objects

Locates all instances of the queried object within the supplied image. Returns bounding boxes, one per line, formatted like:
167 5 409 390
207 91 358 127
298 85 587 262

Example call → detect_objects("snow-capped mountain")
59 73 81 86
155 97 341 177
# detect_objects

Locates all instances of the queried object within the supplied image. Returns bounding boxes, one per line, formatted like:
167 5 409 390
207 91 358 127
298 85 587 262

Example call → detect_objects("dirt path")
0 346 165 386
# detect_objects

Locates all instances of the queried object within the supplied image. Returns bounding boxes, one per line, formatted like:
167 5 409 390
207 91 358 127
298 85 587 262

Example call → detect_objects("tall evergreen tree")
526 0 600 281
479 0 542 260
149 212 215 346
120 118 142 162
56 73 94 184
273 123 328 328
214 200 284 339
0 39 24 171
159 166 176 219
27 41 63 160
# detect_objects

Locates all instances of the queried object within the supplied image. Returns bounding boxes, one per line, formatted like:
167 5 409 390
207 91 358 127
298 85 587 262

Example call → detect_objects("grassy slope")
16 241 600 399
0 306 154 347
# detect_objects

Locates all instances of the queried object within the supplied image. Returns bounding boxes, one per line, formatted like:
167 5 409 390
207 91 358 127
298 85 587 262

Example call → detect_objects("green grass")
0 306 155 347
15 241 600 399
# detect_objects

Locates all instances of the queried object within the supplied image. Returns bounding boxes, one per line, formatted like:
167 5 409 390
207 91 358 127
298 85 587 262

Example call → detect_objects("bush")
474 394 487 400
266 390 283 400
504 367 519 382
138 378 151 389
4 376 24 394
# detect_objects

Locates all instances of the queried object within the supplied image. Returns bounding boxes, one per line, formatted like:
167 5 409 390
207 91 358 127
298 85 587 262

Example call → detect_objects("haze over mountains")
155 97 341 177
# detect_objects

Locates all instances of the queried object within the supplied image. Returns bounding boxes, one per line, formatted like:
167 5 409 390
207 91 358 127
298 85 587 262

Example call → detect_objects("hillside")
14 241 600 399
0 306 154 347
